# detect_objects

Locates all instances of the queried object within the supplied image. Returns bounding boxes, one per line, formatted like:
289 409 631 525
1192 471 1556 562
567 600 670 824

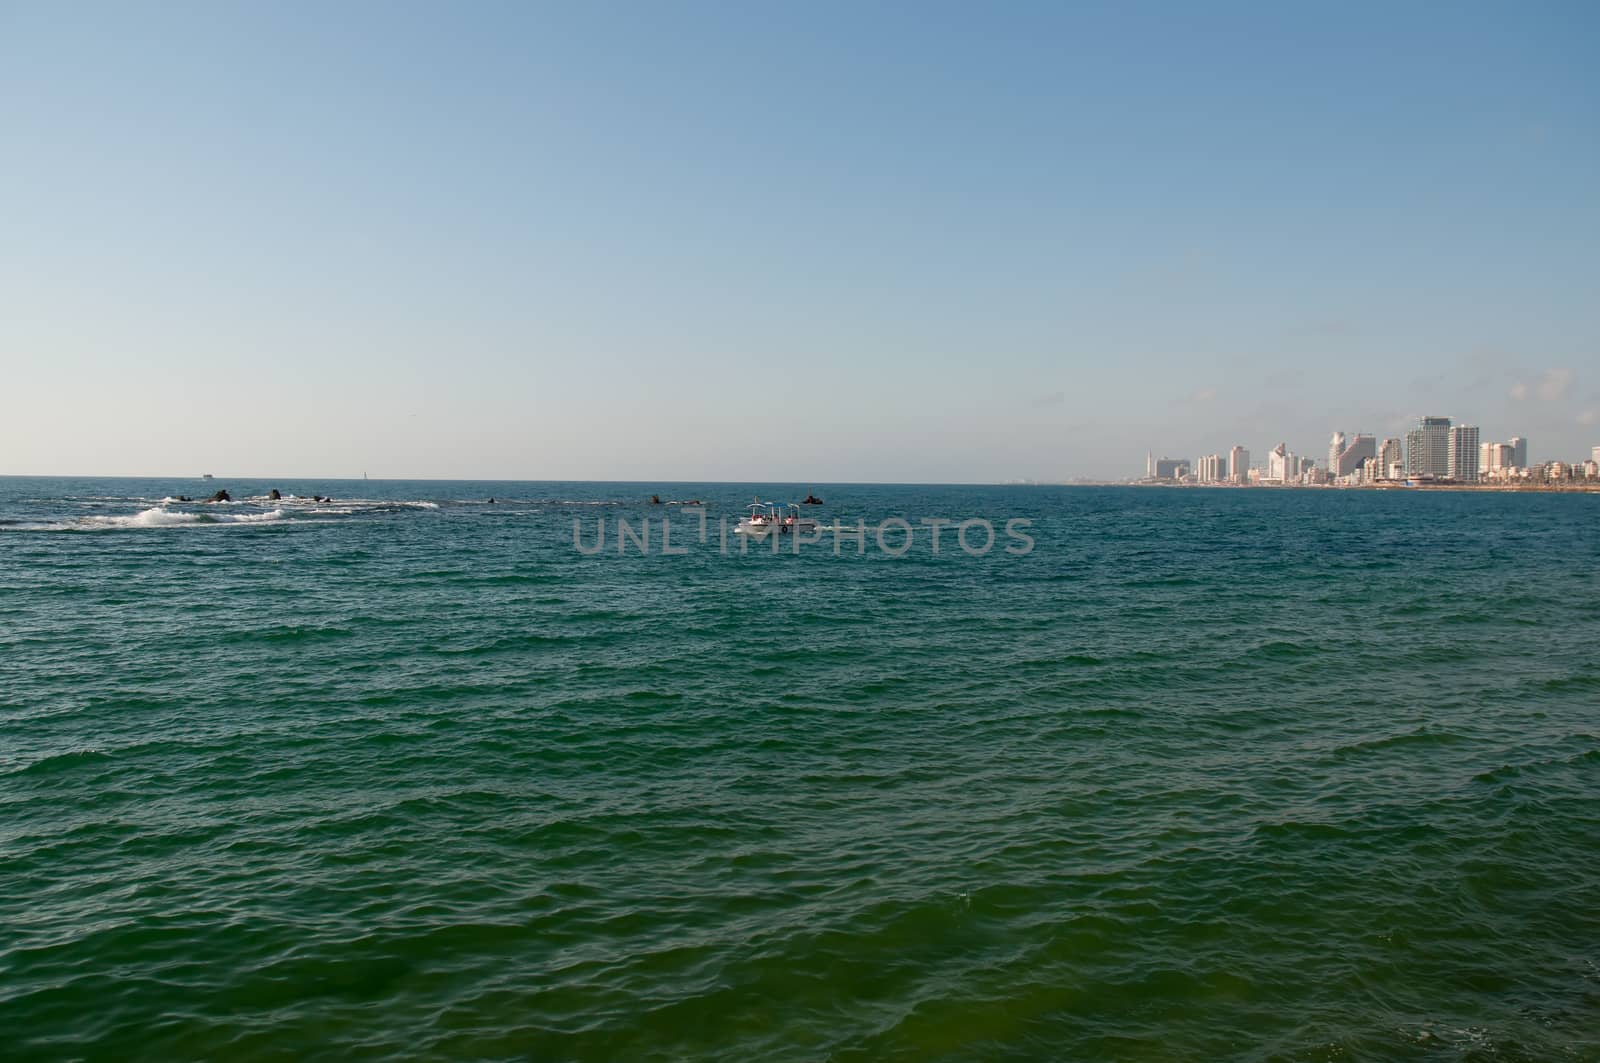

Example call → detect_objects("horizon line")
0 473 1123 487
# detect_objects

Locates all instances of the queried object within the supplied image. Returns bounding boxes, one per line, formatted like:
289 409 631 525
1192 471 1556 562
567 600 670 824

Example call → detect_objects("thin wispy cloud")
1509 369 1574 402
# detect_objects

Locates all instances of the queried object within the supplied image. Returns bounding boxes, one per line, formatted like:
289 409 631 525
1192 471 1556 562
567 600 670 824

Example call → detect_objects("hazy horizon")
5 1 1598 480
0 471 1110 486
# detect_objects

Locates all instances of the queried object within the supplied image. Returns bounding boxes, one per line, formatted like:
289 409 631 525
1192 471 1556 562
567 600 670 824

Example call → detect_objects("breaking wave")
87 507 288 529
0 507 292 532
2 498 444 532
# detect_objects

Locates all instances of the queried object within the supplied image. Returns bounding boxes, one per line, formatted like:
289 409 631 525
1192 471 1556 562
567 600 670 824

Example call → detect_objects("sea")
2 476 1597 1061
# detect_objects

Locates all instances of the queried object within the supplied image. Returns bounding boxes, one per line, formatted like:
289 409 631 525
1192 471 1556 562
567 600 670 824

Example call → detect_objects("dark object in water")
802 494 824 505
650 494 662 504
268 489 281 500
176 495 193 502
207 489 231 503
487 498 496 504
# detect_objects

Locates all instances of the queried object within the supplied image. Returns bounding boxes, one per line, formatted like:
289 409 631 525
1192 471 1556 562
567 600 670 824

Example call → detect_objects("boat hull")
734 520 818 535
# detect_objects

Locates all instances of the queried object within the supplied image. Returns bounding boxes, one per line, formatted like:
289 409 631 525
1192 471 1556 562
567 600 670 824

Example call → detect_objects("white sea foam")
71 506 288 529
224 509 286 524
261 496 438 510
3 496 441 532
110 507 203 527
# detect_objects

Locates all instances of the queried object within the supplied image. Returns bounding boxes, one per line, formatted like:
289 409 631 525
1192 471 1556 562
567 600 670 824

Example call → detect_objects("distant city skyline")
3 2 1598 481
1144 409 1595 483
1146 411 1600 485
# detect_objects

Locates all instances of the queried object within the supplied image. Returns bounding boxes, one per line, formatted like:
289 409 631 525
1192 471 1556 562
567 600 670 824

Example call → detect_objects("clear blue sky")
3 0 1597 480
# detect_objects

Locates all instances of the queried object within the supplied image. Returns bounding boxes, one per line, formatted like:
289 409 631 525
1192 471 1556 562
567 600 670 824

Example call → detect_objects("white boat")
734 501 818 536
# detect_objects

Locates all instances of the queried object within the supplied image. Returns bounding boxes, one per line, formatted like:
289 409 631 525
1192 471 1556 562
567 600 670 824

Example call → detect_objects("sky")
3 0 1598 481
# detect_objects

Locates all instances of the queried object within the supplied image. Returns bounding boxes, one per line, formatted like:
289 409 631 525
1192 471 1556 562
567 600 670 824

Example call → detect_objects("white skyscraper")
1378 438 1403 480
1483 442 1514 477
1448 424 1480 482
1328 434 1377 479
1267 443 1290 483
1228 446 1250 485
1407 417 1451 478
1510 437 1528 468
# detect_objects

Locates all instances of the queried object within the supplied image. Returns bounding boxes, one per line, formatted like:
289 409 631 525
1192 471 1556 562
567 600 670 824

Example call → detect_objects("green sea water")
2 478 1598 1060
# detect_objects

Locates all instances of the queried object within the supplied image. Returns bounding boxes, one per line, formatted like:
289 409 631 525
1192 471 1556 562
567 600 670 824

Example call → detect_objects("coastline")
1127 480 1600 493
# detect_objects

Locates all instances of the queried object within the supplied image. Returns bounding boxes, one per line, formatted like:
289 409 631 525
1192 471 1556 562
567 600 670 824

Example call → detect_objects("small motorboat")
734 501 818 536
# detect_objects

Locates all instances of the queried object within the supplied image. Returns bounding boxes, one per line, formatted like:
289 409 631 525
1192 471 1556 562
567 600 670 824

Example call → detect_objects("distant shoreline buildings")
1142 418 1598 488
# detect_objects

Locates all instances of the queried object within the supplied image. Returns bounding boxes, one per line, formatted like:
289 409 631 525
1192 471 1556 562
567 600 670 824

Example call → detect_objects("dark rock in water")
207 489 231 503
487 497 496 504
177 496 193 503
650 494 662 505
268 489 281 500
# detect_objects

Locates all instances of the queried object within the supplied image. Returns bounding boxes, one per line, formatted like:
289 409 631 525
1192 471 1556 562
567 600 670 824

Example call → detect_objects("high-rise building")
1154 457 1188 481
1267 443 1291 483
1195 453 1225 483
1328 433 1376 478
1378 438 1402 480
1228 446 1250 485
1510 437 1528 468
1406 416 1451 478
1447 424 1480 482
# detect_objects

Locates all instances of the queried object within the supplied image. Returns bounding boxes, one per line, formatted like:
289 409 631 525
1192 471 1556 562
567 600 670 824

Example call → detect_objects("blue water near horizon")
3 476 1598 1060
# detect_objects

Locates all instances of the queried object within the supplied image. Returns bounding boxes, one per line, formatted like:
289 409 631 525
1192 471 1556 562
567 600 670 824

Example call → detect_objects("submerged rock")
268 489 281 500
207 489 231 503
